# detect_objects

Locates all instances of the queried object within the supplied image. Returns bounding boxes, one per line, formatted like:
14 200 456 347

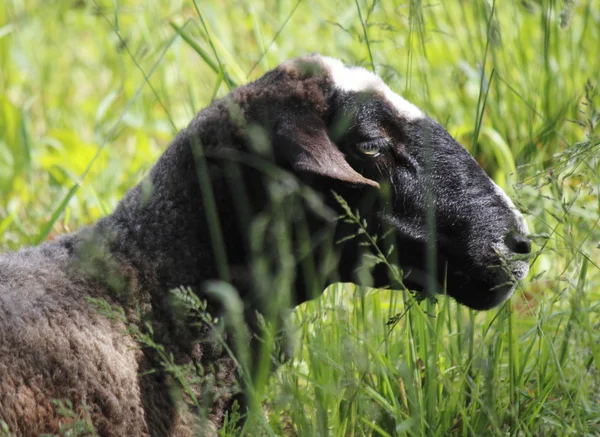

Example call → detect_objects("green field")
1 0 599 436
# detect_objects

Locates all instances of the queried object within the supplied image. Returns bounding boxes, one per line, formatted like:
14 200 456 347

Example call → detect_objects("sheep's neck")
99 142 229 303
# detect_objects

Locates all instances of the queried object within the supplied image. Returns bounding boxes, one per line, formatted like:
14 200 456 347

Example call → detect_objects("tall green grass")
1 0 599 435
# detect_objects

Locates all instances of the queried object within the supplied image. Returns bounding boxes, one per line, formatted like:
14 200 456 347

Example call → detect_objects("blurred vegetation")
1 0 599 435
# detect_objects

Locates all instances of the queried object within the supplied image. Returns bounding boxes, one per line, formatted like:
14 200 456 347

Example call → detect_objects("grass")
1 0 599 435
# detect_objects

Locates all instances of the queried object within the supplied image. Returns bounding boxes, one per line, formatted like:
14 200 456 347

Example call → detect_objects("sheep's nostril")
504 231 532 254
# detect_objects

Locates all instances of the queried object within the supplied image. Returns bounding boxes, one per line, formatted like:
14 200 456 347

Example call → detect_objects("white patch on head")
317 56 424 120
490 181 530 285
491 181 529 235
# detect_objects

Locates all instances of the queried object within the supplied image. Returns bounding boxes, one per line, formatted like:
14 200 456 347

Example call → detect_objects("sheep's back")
0 239 151 436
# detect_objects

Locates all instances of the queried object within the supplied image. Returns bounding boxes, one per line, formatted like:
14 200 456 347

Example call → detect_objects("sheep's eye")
356 139 386 157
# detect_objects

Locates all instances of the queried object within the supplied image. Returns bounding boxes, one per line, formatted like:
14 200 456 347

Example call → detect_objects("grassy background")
1 0 599 435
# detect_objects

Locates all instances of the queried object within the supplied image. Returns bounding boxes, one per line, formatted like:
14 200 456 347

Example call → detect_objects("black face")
328 91 531 310
234 55 531 310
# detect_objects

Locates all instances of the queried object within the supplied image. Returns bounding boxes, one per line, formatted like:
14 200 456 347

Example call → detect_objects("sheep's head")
230 54 531 310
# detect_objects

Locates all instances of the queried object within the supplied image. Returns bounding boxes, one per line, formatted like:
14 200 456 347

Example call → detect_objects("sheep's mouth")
441 257 529 310
392 243 529 311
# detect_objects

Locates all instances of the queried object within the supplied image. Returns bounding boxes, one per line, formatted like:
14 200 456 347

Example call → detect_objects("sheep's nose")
505 231 532 254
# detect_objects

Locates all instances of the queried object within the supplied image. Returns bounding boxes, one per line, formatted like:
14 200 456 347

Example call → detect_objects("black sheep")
0 54 531 435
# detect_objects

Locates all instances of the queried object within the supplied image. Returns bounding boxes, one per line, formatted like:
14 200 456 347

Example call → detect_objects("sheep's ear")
274 111 379 188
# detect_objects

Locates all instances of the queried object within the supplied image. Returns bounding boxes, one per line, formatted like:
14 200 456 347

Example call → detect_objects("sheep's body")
0 105 244 436
0 232 238 435
0 236 146 434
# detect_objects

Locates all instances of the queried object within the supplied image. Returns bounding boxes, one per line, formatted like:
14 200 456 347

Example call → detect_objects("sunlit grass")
0 0 599 435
